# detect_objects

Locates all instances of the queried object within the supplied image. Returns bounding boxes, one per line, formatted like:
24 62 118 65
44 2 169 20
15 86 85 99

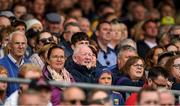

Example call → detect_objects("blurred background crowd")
0 0 180 105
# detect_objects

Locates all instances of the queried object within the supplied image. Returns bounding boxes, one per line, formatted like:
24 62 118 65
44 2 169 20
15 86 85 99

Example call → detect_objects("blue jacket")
0 56 29 97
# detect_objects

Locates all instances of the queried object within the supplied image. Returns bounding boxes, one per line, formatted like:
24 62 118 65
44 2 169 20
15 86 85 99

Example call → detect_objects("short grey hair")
8 31 27 43
118 38 137 50
117 45 137 57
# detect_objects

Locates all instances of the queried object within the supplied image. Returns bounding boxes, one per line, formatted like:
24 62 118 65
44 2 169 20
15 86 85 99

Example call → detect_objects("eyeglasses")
173 64 180 70
89 96 110 105
152 80 168 88
39 37 54 44
132 64 144 68
66 100 86 105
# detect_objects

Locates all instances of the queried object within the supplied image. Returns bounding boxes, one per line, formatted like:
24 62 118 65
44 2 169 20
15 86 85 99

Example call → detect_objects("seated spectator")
88 89 113 106
137 87 160 106
42 45 74 105
4 63 42 106
95 67 124 105
158 88 175 106
25 18 43 31
60 86 86 106
0 66 8 105
65 45 95 83
116 56 145 87
165 55 180 90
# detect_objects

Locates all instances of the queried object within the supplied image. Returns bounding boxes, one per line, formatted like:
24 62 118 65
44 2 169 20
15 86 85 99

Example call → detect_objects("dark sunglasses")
67 100 86 105
39 37 54 44
89 96 110 105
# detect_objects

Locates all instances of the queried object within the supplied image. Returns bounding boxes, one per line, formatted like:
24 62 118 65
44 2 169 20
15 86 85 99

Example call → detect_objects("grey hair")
118 38 137 50
117 45 137 57
8 31 27 43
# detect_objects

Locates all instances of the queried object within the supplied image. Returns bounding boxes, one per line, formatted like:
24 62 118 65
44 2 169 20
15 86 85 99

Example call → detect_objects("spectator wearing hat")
45 12 62 38
25 18 43 31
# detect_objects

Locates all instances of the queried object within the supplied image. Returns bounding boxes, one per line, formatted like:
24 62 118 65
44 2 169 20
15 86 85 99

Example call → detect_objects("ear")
7 43 11 50
71 44 75 50
95 30 99 37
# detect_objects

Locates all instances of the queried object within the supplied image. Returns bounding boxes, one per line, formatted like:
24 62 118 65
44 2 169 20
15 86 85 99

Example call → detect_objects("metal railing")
0 77 180 95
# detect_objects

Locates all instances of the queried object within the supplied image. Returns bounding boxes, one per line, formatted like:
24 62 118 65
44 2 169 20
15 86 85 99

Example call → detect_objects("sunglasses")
66 100 86 105
39 37 54 44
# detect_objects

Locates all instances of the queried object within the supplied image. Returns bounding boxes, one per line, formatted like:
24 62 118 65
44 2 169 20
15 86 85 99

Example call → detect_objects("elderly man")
65 45 95 83
0 31 29 97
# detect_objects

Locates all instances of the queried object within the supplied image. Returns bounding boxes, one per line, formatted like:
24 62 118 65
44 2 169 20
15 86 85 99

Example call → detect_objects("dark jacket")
65 57 96 83
137 40 151 59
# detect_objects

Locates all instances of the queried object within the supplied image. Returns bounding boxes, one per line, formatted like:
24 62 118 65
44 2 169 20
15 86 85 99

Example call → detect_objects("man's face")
98 72 112 85
144 22 158 38
63 87 86 106
133 5 145 22
14 5 27 19
118 50 137 69
96 23 112 43
160 92 175 106
33 0 45 15
49 23 61 33
64 25 81 42
8 33 27 59
139 91 160 106
74 46 93 67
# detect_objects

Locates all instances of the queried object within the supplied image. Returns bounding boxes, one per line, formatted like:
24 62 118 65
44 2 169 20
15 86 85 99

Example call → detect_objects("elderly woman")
116 56 145 87
42 45 74 105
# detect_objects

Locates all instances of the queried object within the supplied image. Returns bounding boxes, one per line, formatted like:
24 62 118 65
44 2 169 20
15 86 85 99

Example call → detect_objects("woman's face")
47 48 66 72
119 24 128 41
98 72 112 85
153 48 164 65
0 74 7 91
171 58 180 81
129 59 144 80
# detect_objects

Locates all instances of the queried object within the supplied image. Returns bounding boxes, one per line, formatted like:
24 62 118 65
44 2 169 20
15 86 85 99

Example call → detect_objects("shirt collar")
8 54 24 67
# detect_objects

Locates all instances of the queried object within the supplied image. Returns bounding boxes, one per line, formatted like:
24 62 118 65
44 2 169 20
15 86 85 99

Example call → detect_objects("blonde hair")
0 65 8 76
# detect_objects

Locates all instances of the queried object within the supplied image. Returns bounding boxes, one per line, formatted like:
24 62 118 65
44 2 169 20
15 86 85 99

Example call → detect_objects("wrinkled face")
111 24 122 41
14 5 27 19
74 46 93 67
118 51 137 69
129 59 144 80
171 58 180 81
98 72 112 85
96 23 112 43
0 74 7 91
8 33 27 59
144 22 158 38
47 48 66 72
153 48 164 65
64 25 81 42
139 91 160 106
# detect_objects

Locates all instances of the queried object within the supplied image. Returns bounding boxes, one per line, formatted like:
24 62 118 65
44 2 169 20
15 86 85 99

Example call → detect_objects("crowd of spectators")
0 0 180 105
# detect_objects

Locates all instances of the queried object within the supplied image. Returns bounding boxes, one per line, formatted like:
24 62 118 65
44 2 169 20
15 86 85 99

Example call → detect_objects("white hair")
8 31 27 43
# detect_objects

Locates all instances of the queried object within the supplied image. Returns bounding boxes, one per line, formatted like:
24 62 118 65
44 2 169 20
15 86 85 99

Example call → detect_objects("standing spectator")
137 19 158 59
0 31 29 97
95 21 117 67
